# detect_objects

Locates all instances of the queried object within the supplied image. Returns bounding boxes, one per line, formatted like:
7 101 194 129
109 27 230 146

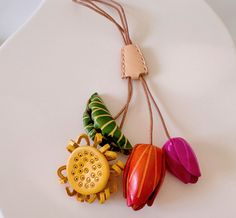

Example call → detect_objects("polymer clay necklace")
57 0 201 211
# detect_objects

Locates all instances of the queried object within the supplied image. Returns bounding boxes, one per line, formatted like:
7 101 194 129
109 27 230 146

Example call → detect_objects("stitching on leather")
121 47 126 78
135 45 147 72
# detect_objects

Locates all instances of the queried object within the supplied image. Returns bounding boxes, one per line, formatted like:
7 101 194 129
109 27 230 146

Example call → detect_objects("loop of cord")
73 0 132 45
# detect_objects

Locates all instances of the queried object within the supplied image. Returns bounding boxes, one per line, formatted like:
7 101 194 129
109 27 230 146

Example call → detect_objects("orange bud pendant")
123 144 166 210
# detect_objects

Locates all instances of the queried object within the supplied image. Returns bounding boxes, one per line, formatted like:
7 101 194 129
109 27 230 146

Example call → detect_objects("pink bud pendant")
163 137 201 184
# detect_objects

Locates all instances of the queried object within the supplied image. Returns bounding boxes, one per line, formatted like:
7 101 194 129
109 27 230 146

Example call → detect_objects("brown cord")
109 0 132 44
140 76 153 144
114 78 132 120
94 0 132 44
140 75 171 140
118 78 133 129
73 0 132 45
114 77 133 129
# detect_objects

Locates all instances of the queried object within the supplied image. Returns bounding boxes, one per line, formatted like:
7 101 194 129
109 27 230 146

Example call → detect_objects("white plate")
0 0 236 217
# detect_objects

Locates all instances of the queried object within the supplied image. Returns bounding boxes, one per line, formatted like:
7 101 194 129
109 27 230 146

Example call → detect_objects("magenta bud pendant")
163 137 201 184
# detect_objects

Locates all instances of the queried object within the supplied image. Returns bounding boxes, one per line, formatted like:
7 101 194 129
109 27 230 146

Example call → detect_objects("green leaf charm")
83 93 132 153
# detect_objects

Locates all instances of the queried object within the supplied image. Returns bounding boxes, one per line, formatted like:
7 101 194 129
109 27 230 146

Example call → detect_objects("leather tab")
121 44 148 80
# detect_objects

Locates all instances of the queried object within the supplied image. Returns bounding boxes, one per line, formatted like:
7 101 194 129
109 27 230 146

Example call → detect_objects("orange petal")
127 144 163 209
147 148 166 206
123 144 138 198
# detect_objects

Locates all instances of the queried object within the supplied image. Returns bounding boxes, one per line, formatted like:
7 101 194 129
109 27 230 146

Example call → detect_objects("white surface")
0 0 236 217
0 0 42 43
206 0 236 42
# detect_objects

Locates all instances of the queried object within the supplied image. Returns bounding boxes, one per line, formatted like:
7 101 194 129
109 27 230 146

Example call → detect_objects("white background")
0 0 236 218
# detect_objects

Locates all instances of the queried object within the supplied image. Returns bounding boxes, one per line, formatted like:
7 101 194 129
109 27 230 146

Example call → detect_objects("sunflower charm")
57 133 125 204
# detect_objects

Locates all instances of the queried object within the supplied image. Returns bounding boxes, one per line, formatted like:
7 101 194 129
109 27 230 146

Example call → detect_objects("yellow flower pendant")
57 133 125 204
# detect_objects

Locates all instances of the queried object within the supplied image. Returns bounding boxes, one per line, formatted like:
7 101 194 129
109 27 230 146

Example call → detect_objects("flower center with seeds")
66 146 110 195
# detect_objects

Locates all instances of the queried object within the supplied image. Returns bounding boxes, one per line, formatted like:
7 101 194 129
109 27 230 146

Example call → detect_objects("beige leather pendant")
121 44 148 80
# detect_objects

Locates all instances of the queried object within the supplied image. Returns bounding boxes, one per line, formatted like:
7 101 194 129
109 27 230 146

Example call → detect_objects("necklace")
57 0 201 210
